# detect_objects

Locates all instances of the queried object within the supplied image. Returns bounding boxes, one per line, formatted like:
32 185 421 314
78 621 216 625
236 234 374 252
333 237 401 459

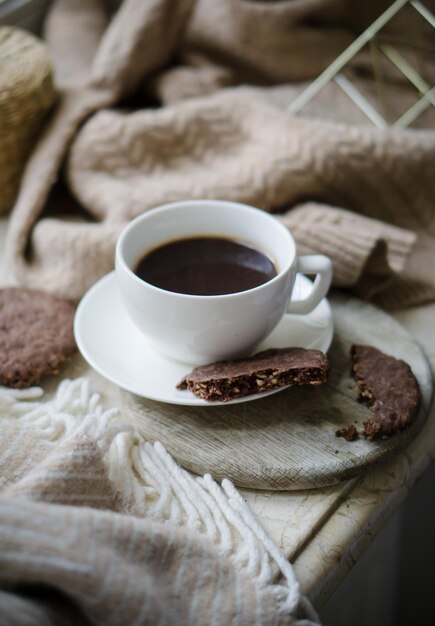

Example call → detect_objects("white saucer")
74 272 333 406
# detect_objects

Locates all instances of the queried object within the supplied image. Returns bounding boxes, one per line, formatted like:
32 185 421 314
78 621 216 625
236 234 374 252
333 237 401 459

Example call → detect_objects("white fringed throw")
0 378 320 625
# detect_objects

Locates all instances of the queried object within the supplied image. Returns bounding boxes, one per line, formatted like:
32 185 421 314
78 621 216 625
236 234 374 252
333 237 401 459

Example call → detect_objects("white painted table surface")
1 215 434 608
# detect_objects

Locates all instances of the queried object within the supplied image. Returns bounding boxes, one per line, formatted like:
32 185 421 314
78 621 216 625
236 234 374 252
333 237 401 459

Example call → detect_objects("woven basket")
0 27 56 215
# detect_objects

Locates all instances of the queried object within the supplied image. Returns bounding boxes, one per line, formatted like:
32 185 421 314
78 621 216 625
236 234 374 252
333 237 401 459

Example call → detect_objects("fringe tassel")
2 377 321 625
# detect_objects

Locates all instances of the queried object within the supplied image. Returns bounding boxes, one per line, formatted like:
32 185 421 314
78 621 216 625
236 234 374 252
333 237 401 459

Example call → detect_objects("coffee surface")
134 236 277 295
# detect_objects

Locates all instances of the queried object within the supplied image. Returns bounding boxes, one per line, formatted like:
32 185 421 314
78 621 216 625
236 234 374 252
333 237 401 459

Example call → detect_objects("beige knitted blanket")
5 0 435 309
0 379 320 625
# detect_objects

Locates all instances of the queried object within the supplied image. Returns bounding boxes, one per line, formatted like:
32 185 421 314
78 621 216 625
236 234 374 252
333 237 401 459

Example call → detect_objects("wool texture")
5 0 435 308
0 378 320 625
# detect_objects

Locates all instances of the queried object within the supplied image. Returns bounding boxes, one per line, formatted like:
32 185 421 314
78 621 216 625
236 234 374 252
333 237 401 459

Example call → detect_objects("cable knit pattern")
5 0 435 308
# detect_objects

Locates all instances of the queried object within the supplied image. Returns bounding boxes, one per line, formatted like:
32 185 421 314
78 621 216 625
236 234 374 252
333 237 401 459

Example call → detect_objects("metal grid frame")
288 0 435 129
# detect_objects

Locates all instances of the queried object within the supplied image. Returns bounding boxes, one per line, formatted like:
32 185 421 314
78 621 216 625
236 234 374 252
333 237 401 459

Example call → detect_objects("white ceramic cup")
115 200 332 364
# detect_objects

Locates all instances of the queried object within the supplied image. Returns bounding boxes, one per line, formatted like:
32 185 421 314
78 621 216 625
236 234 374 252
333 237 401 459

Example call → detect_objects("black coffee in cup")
134 236 277 296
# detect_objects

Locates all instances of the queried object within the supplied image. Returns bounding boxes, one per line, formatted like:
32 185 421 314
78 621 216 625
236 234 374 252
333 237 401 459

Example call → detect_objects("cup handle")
286 255 332 315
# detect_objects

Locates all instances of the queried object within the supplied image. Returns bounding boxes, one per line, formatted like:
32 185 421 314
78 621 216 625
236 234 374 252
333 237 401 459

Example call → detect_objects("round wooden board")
123 292 433 490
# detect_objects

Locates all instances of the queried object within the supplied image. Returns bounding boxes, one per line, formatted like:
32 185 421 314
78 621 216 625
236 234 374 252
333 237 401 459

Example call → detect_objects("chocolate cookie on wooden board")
0 288 77 388
177 347 329 401
351 344 422 440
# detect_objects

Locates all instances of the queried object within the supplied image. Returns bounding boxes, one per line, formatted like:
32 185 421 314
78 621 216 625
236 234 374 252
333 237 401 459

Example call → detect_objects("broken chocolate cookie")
350 345 421 440
177 347 329 402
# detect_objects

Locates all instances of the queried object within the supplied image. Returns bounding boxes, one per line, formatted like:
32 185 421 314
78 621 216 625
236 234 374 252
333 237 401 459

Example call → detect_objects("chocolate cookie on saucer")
177 347 329 402
0 287 77 388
